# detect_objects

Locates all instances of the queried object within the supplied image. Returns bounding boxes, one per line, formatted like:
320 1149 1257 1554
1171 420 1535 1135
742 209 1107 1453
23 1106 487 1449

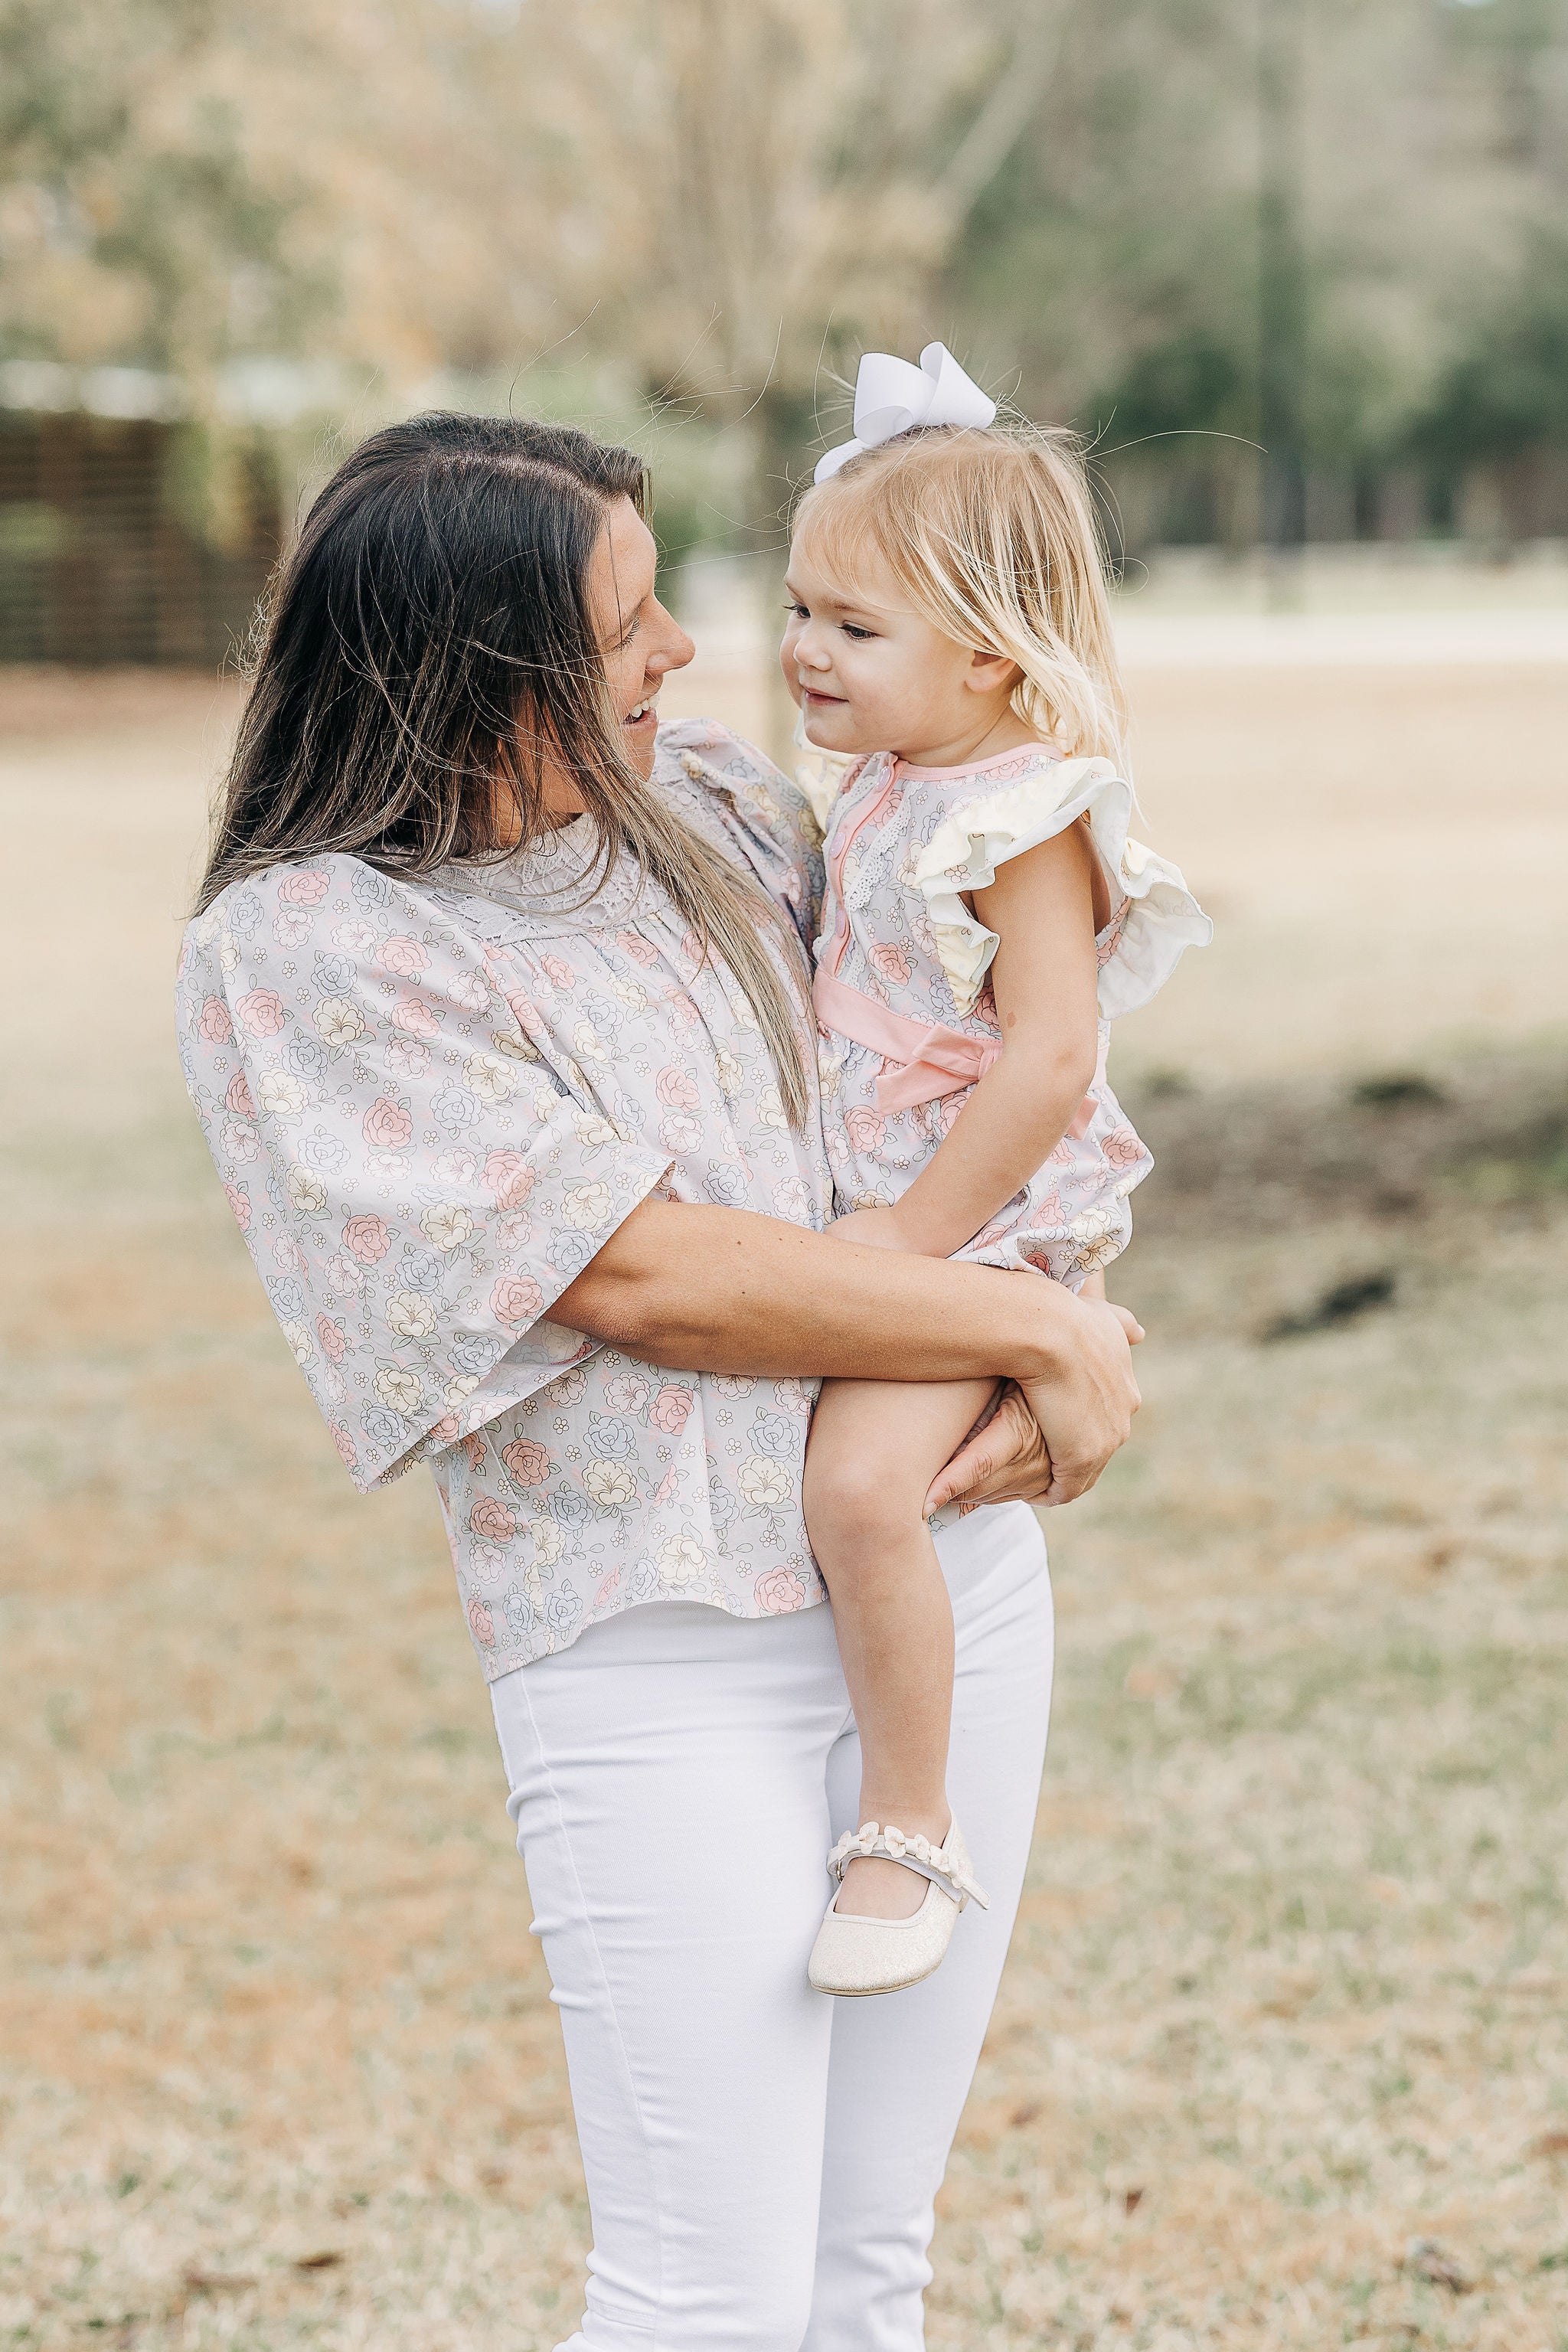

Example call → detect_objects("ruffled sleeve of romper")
653 717 826 956
910 747 1212 1020
175 856 673 1493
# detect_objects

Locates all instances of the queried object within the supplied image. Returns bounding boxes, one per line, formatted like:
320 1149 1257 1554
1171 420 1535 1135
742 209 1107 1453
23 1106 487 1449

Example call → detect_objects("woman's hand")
924 1299 1144 1514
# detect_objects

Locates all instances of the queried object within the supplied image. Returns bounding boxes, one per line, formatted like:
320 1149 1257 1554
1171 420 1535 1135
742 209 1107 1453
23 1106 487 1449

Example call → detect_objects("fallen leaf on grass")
1533 2130 1568 2158
293 2250 346 2272
1008 2101 1040 2128
1122 2187 1145 2214
1405 2237 1471 2292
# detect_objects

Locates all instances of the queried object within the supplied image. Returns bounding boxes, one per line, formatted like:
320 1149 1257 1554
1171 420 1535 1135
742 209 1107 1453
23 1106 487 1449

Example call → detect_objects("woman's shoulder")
176 851 500 1034
652 717 825 929
655 717 805 828
185 853 481 952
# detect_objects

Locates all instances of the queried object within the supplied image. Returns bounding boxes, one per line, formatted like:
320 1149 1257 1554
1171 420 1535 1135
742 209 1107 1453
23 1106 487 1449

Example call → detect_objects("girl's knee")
803 1442 926 1561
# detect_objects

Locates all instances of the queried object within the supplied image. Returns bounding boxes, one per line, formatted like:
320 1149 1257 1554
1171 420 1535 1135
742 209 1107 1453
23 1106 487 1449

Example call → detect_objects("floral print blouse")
176 721 836 1679
814 743 1211 1285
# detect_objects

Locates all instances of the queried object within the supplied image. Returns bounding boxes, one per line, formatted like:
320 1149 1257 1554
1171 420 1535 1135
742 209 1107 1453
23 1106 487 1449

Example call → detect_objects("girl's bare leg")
802 1375 1000 1920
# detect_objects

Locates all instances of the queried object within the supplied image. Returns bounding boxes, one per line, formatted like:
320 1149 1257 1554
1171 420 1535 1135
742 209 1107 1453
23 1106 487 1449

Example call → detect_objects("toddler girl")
789 348 1210 1997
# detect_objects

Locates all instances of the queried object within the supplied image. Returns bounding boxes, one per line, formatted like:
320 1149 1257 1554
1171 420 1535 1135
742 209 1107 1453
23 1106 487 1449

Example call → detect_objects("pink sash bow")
812 968 1001 1112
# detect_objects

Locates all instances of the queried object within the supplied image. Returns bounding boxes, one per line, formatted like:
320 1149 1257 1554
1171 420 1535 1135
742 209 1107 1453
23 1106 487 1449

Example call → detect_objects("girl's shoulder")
906 750 1212 1021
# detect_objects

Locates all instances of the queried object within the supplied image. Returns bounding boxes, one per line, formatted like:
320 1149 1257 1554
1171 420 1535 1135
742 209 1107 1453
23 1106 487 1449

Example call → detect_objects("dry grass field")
2 641 1566 2351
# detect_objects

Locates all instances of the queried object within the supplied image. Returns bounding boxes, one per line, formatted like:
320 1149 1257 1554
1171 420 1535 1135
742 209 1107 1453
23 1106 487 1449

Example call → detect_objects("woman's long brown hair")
201 413 810 1124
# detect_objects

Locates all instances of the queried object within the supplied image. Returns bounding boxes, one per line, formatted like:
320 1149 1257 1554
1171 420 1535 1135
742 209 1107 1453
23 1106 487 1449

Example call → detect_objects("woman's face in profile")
588 496 695 783
511 494 694 831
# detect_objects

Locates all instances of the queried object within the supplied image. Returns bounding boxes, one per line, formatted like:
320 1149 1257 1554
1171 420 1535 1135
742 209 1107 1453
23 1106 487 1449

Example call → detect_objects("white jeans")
488 1501 1053 2352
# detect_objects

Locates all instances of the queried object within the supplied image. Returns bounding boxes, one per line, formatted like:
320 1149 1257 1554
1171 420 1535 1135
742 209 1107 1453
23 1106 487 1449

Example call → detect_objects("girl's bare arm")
848 822 1102 1259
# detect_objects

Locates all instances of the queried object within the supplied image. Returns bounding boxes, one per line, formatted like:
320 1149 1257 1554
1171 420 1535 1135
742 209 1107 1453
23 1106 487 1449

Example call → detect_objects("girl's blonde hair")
793 421 1127 766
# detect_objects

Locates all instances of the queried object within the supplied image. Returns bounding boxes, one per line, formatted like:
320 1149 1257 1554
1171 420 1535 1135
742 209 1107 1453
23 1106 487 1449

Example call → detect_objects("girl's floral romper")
808 742 1210 1283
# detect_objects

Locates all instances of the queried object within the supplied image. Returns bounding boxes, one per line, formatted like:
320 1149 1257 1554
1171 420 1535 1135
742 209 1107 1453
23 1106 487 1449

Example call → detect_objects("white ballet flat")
807 1818 988 1997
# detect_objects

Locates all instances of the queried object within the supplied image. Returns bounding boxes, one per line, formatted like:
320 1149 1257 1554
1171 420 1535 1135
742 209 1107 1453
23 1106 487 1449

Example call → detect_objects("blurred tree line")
2 0 1566 560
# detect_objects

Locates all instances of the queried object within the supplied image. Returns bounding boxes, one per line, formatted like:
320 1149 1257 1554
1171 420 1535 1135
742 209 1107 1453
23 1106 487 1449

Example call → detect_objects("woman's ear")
965 645 1022 697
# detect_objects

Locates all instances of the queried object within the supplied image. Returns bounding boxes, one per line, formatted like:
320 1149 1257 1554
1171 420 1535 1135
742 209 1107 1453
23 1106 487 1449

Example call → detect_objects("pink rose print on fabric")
843 1106 886 1153
467 1596 496 1648
223 1181 251 1232
480 1149 534 1211
1034 1191 1066 1227
653 1465 678 1504
656 1065 700 1110
504 990 548 1046
469 1495 518 1542
342 1212 391 1265
540 952 574 989
1102 1126 1146 1168
278 867 330 906
429 1412 460 1446
649 1383 694 1436
501 1436 551 1488
235 987 287 1037
462 1432 487 1470
392 993 439 1039
330 1422 358 1470
315 1314 347 1364
616 929 659 968
197 995 233 1044
363 1095 413 1149
376 935 430 978
869 942 911 987
490 1271 545 1327
224 1071 256 1119
595 1565 622 1611
755 1567 807 1615
668 993 702 1031
938 1093 966 1135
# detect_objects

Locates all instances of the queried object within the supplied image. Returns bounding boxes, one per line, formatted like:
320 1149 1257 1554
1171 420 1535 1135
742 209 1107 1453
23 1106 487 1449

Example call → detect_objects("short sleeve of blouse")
175 858 671 1491
910 752 1212 1020
653 718 825 955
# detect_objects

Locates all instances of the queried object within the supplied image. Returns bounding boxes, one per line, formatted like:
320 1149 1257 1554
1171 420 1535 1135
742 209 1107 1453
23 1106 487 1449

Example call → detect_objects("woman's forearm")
553 1197 1078 1383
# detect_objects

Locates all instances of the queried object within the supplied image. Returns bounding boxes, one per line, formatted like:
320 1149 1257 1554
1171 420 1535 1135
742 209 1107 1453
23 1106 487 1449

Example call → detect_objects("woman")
177 413 1141 2349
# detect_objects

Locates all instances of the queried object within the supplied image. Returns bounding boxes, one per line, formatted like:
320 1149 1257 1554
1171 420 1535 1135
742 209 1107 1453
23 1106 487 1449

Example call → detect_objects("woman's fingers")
1016 1296 1140 1508
926 1292 1145 1514
923 1384 1053 1512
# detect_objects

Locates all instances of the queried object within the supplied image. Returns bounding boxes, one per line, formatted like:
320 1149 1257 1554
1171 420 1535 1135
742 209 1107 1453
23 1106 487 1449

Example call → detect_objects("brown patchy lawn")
2 662 1566 2351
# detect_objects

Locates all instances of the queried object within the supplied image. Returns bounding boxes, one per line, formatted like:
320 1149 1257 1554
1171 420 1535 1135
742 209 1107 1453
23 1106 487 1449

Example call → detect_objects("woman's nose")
648 611 695 675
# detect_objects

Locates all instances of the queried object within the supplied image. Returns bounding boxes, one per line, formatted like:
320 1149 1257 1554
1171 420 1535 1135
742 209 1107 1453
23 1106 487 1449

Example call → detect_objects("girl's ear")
965 645 1022 697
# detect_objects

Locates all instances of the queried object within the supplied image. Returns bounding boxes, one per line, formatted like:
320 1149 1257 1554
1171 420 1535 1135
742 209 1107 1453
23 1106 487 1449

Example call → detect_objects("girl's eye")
841 623 874 641
783 602 809 620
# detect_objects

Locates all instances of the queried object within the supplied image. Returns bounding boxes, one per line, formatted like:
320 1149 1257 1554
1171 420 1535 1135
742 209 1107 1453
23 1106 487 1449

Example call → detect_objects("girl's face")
782 532 1020 766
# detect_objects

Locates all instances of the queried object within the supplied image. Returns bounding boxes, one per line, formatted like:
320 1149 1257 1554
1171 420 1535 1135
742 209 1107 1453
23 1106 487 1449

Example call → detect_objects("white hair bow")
812 342 997 485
